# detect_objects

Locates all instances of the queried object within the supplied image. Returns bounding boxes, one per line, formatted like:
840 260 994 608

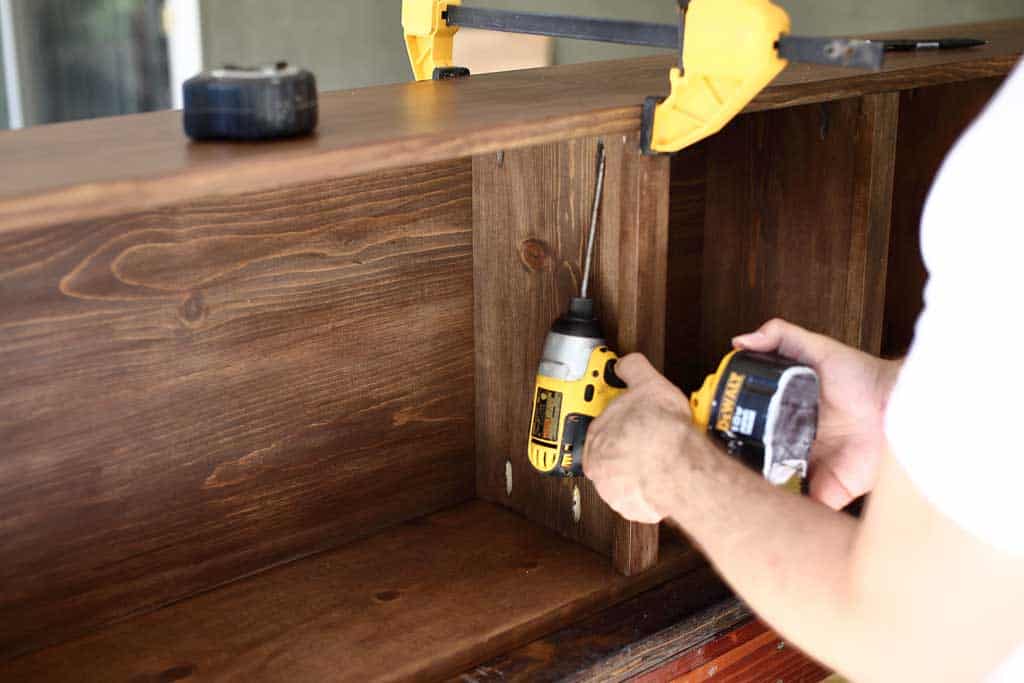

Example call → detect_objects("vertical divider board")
474 133 670 575
664 144 710 393
697 93 900 366
882 77 1004 357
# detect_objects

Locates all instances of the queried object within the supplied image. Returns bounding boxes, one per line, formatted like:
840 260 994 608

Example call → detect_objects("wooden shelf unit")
1 502 703 682
0 19 1019 682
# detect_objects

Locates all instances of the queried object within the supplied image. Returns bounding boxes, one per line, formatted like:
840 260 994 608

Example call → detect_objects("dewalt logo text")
715 371 746 433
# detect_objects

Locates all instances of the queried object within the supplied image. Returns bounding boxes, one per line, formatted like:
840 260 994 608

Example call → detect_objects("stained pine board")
473 132 668 575
698 93 899 363
0 159 475 658
882 77 1004 357
450 563 735 682
637 620 829 683
0 501 701 682
0 21 1019 232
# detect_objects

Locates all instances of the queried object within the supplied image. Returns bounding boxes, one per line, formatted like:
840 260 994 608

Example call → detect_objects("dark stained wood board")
631 617 766 683
456 589 831 683
664 146 709 394
634 619 829 683
0 21 1019 233
882 77 1004 357
745 20 1020 113
0 159 476 658
0 501 703 683
450 564 735 682
697 93 899 370
845 93 901 353
455 585 828 683
473 133 668 575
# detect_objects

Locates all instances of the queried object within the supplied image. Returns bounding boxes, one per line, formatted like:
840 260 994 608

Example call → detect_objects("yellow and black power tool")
690 349 819 487
527 146 820 483
403 0 883 155
530 328 820 486
527 144 625 477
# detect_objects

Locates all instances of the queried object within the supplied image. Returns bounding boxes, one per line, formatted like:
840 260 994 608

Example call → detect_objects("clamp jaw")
642 0 789 154
403 0 461 82
401 0 876 155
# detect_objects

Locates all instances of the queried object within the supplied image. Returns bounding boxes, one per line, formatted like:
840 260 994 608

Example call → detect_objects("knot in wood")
519 238 552 272
181 292 206 324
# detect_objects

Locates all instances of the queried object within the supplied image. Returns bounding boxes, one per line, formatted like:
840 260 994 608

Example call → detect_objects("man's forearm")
657 433 861 672
589 351 1024 680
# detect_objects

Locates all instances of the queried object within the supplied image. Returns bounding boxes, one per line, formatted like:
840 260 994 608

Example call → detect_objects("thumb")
612 353 661 387
731 318 832 367
808 464 856 511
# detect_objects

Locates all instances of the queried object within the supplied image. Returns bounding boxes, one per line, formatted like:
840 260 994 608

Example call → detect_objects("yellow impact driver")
527 145 821 484
527 143 624 477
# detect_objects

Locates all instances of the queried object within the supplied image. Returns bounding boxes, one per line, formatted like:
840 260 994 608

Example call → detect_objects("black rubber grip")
604 359 627 388
432 66 471 80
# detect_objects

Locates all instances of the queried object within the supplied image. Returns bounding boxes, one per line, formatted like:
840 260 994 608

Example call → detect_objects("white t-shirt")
885 59 1024 681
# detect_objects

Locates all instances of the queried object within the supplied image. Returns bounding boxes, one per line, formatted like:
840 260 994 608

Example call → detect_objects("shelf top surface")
1 501 699 682
0 19 1020 231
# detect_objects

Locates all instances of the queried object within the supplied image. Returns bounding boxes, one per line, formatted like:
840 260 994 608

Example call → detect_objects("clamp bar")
445 5 679 49
403 0 886 154
777 36 883 70
447 6 883 70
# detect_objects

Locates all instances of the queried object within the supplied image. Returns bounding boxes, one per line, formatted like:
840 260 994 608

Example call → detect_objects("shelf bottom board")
4 500 702 682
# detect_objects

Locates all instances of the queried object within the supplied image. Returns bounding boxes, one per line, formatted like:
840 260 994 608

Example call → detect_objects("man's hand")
733 319 901 509
583 353 699 524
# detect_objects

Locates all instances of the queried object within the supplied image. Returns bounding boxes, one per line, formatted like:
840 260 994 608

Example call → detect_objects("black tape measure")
183 62 318 141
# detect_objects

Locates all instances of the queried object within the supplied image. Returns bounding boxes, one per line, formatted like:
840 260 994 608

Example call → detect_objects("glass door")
0 0 202 128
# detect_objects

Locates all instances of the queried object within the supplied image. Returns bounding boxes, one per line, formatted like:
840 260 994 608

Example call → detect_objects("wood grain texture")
643 621 829 683
743 19 1019 113
0 21 1019 234
698 94 899 369
0 501 702 682
664 146 709 393
0 160 475 658
473 133 669 575
451 566 735 682
632 618 766 683
882 77 1003 356
456 591 826 683
843 92 900 353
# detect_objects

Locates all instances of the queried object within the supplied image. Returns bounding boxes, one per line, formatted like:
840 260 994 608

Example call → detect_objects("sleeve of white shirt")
884 59 1024 558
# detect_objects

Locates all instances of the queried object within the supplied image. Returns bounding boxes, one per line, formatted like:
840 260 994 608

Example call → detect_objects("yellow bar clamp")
403 0 460 82
645 0 789 153
402 0 790 154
